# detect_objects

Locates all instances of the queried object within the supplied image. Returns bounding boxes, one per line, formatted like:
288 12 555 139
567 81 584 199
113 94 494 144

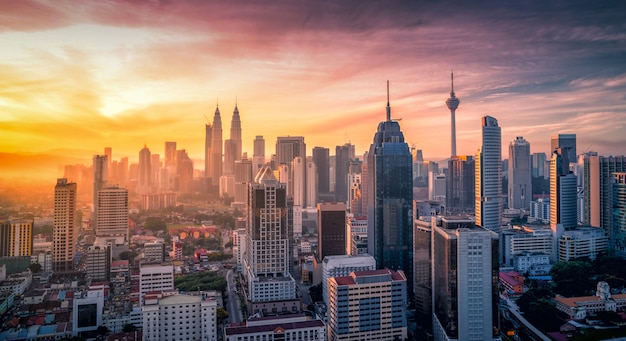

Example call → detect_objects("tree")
96 326 109 336
309 283 323 303
144 217 167 232
216 307 229 324
550 260 594 297
122 323 137 333
29 263 42 273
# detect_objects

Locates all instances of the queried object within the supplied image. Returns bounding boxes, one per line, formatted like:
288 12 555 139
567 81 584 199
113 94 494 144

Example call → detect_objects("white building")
429 172 446 203
73 289 105 336
529 198 550 224
139 263 174 305
142 293 217 341
321 254 376 305
500 225 553 267
558 227 608 262
327 269 407 341
475 116 502 232
224 314 324 341
513 252 551 275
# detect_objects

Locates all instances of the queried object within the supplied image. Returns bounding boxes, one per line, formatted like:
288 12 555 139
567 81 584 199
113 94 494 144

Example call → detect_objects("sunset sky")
1 0 625 173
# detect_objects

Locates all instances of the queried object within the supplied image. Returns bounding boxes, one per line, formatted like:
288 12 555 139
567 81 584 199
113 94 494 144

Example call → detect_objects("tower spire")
446 71 460 157
386 80 391 122
451 70 455 95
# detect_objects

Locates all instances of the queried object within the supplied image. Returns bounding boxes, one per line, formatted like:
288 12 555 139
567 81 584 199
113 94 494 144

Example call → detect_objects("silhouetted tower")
446 72 460 157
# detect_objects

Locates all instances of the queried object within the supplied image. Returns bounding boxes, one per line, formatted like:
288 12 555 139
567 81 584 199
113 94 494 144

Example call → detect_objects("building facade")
53 178 77 272
508 136 532 209
142 293 217 341
475 116 502 232
321 254 376 305
317 203 347 260
0 220 32 257
446 155 475 214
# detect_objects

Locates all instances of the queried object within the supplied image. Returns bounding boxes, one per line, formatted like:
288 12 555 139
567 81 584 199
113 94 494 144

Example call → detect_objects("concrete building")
327 269 407 341
143 242 165 264
347 216 368 256
612 173 626 257
432 216 499 341
551 134 577 165
581 154 626 231
141 192 176 211
252 135 265 173
142 293 217 341
93 154 108 224
73 289 105 337
475 116 502 232
234 157 253 204
555 282 626 320
139 263 174 305
558 227 608 262
429 172 446 203
276 136 307 206
86 245 110 281
312 146 330 195
53 178 77 272
0 220 32 257
335 143 355 204
531 152 547 179
224 314 325 341
551 147 578 230
317 203 347 260
321 254 376 305
500 225 553 267
529 198 550 224
446 155 475 214
413 217 432 319
508 136 532 209
306 160 318 208
95 186 129 244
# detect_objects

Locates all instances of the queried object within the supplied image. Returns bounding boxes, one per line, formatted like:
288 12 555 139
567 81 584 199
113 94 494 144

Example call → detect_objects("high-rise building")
612 173 626 257
367 83 413 295
429 172 446 203
432 216 499 341
205 122 212 179
243 166 297 314
347 159 364 216
276 136 307 205
252 135 265 173
321 254 376 304
475 116 502 231
143 242 165 264
327 269 408 341
0 220 33 257
508 136 532 209
234 157 253 204
139 263 174 305
317 203 347 260
93 155 108 223
176 150 194 192
53 178 77 272
223 139 236 175
413 217 431 320
143 293 217 341
531 152 547 179
292 156 305 207
446 155 475 214
550 147 577 230
210 106 223 186
551 133 577 164
165 141 177 171
306 160 317 207
335 143 355 204
230 104 242 163
151 154 161 188
312 147 330 194
95 186 129 243
138 145 152 194
582 154 626 230
86 245 110 281
446 71 460 157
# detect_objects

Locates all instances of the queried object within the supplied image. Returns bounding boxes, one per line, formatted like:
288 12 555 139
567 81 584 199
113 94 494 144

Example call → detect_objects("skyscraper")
335 143 355 204
205 123 212 179
551 134 577 164
432 216 499 341
531 152 547 178
95 186 129 244
243 166 297 314
230 104 242 163
234 157 253 204
317 203 347 260
582 154 626 230
612 173 626 257
446 72 460 157
138 145 152 194
0 220 33 257
53 178 77 272
367 82 413 295
312 147 330 194
210 106 223 186
508 136 532 209
92 154 108 227
252 135 265 173
475 116 502 231
306 159 317 207
550 147 577 230
276 136 307 205
446 155 475 214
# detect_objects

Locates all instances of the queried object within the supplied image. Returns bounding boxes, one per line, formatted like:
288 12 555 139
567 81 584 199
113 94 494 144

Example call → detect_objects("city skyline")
2 1 626 178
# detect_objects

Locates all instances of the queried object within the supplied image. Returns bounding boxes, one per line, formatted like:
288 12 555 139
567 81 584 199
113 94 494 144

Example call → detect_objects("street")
225 269 243 323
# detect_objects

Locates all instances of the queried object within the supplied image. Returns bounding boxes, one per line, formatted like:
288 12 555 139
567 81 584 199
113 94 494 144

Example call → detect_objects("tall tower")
508 136 532 209
446 155 475 214
0 220 33 257
95 186 129 244
432 217 499 341
243 166 297 311
165 141 177 190
550 147 577 230
138 145 152 194
312 147 330 194
612 173 626 257
551 134 577 164
53 178 77 272
367 82 413 296
252 135 265 173
475 116 502 231
205 124 212 179
446 72 460 157
93 155 108 225
582 154 626 230
335 143 355 204
231 103 242 163
210 106 223 186
275 136 307 205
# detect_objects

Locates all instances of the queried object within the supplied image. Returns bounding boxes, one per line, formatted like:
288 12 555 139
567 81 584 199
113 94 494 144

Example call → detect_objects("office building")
367 83 413 295
224 314 325 341
558 227 608 262
209 106 223 186
243 166 297 314
551 134 577 164
313 147 330 194
252 135 265 173
139 263 174 305
335 143 355 204
95 186 129 244
93 154 108 224
475 116 502 231
529 198 550 224
306 160 317 207
531 152 547 179
142 293 217 341
612 173 626 257
292 156 305 206
317 203 347 260
508 136 532 209
276 136 307 205
429 172 446 203
53 178 77 272
176 149 194 192
86 245 110 282
327 269 408 341
500 225 553 267
223 104 243 175
347 217 368 255
582 154 626 230
321 254 376 304
550 148 577 230
234 157 253 204
73 289 105 337
205 122 212 179
413 216 432 319
0 220 32 257
432 216 499 341
141 192 177 211
143 242 165 264
446 155 475 214
446 71 460 157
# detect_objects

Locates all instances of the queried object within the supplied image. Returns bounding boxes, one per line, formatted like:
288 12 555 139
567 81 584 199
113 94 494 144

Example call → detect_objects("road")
226 269 243 323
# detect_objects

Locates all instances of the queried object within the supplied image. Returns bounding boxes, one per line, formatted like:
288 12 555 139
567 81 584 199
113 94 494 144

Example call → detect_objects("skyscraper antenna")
386 80 391 122
451 70 454 94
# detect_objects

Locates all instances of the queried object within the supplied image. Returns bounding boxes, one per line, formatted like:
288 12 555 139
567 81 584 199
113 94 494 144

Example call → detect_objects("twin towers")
205 103 242 186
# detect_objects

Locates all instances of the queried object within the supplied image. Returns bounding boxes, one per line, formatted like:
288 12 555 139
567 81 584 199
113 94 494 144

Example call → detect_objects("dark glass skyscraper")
367 83 413 296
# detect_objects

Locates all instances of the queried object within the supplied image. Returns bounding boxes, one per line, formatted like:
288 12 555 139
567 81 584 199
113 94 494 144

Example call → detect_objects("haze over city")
1 0 625 178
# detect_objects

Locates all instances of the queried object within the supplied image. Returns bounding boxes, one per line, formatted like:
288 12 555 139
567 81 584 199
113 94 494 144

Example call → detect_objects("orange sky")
1 1 625 175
